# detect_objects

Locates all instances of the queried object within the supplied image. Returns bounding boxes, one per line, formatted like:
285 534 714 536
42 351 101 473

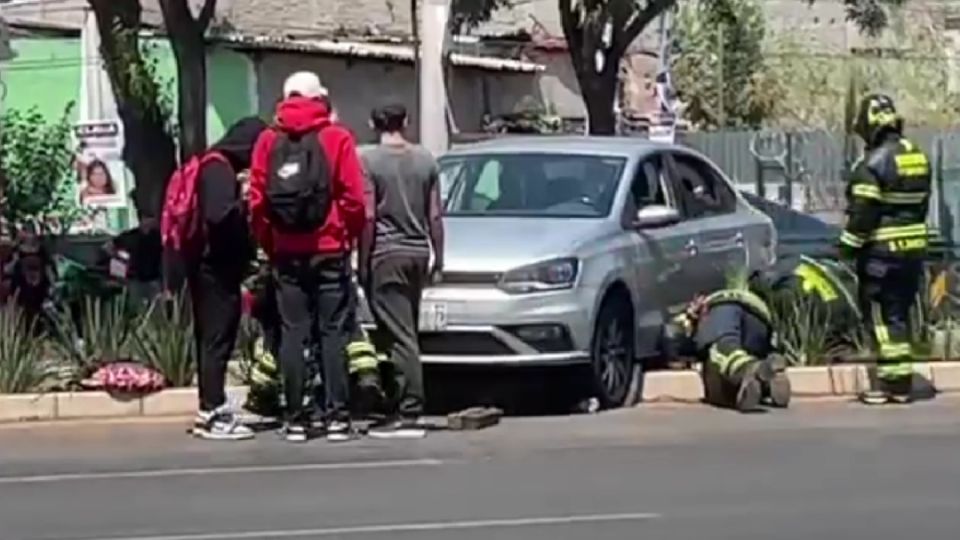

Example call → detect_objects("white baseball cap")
283 71 328 100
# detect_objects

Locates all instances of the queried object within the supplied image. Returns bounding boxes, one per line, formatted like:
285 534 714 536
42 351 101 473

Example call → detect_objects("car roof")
443 136 677 158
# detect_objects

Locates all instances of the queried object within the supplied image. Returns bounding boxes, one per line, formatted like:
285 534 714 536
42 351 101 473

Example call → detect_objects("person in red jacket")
248 72 366 443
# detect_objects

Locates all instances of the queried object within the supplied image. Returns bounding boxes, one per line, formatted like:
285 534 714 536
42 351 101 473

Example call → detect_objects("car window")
630 155 669 209
439 153 627 218
671 153 737 219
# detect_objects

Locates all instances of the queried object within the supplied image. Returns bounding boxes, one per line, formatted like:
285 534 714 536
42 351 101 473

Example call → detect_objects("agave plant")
0 303 57 393
767 286 843 366
132 291 196 387
50 293 140 381
233 315 261 386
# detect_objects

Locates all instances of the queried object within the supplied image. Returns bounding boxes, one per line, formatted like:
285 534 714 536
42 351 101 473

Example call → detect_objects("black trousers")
190 263 242 412
368 254 429 418
857 255 922 380
274 254 351 422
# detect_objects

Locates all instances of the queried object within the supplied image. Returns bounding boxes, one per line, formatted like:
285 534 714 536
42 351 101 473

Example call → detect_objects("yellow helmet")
854 93 902 145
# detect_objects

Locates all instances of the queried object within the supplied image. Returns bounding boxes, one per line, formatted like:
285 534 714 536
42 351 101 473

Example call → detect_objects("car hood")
443 217 606 273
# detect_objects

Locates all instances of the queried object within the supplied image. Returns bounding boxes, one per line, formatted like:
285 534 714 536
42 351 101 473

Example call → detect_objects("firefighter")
766 254 861 341
243 250 384 417
664 279 791 412
839 94 931 405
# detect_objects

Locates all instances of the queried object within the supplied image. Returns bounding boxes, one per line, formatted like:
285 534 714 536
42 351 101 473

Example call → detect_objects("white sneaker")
325 420 356 443
192 408 255 441
368 418 427 440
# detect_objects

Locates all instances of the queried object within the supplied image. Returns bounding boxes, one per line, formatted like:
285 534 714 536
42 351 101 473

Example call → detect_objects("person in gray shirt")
359 103 444 438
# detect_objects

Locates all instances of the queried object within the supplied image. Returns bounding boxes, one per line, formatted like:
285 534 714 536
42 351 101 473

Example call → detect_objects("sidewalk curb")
641 361 960 403
1 363 958 423
0 387 249 424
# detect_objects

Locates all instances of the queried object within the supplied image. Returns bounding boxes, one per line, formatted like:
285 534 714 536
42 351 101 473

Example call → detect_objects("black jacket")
199 117 266 276
840 132 931 257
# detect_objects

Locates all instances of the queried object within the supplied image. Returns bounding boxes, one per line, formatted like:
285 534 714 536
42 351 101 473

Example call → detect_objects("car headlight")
498 258 579 294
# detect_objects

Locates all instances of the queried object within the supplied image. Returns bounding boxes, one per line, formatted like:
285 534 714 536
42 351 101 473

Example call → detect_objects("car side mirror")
633 205 680 229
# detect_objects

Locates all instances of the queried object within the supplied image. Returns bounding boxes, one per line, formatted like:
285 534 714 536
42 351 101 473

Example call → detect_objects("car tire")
589 295 641 409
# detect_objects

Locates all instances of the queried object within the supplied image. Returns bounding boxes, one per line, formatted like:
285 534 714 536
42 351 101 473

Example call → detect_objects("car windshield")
439 153 627 218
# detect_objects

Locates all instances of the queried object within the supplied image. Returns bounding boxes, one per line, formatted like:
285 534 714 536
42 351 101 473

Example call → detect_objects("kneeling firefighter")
243 251 384 417
664 278 790 412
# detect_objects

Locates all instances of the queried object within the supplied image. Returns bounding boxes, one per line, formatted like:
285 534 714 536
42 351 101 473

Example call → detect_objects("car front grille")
439 271 502 285
419 331 513 355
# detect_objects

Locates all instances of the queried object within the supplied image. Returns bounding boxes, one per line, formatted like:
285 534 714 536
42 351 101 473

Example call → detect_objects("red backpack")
160 152 228 260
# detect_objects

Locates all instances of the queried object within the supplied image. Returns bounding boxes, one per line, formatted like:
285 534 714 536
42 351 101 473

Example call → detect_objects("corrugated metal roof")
217 33 544 73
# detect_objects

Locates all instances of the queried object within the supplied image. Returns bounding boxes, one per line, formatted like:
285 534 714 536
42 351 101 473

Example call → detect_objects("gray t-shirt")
361 144 438 258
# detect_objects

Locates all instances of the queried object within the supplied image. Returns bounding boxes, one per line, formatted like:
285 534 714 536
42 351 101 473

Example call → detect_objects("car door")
623 152 700 354
666 151 747 293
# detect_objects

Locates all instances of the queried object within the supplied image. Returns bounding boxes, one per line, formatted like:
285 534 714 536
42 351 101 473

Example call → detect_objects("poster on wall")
73 120 127 209
69 9 129 233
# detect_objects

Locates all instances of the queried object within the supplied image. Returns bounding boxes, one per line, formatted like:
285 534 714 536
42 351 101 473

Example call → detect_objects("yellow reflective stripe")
709 347 755 377
703 289 771 325
794 264 839 302
880 192 927 204
871 224 927 241
872 304 890 344
868 109 897 127
878 362 913 378
840 231 865 248
895 153 927 168
900 140 916 152
880 343 912 359
346 341 377 356
887 237 928 252
851 183 881 200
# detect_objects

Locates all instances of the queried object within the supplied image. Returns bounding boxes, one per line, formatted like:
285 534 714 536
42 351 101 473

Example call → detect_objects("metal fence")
685 127 960 246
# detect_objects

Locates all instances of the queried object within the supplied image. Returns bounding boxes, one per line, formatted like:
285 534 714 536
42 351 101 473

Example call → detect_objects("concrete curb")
641 361 960 403
0 387 249 424
1 362 959 422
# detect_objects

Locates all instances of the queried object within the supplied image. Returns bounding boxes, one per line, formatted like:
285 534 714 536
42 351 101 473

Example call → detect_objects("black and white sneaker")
192 407 255 441
368 418 427 439
325 420 357 443
279 422 309 443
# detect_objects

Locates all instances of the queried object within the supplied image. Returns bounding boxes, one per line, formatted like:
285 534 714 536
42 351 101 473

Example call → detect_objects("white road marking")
79 512 663 540
0 459 442 485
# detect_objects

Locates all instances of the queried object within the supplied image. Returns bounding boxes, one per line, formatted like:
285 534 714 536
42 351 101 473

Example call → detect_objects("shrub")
50 294 140 381
0 303 57 393
132 291 195 387
0 105 87 234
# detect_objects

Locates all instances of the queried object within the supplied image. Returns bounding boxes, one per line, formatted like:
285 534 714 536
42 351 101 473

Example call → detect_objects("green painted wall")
1 37 254 145
0 38 81 122
1 36 254 231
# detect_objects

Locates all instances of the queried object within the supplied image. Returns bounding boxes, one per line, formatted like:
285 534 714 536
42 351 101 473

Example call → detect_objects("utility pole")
410 0 420 142
419 0 450 155
716 26 725 129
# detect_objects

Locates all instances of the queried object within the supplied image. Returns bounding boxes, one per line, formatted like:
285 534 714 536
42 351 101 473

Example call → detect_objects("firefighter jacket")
840 135 931 257
667 289 775 374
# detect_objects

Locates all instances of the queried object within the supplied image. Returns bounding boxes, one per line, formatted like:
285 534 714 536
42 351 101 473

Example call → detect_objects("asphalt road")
0 399 958 540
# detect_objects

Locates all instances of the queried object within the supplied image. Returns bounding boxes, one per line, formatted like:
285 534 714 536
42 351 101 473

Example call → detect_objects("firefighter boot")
347 339 385 414
734 362 764 413
760 354 792 409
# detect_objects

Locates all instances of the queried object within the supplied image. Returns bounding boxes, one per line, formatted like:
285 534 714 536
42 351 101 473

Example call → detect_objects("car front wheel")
589 296 641 408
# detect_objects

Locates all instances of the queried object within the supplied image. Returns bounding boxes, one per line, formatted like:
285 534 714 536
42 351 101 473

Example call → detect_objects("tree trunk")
571 51 620 135
558 0 676 136
159 0 214 161
88 0 178 220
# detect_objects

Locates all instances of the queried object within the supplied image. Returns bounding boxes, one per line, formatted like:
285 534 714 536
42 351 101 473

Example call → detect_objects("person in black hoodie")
190 117 267 441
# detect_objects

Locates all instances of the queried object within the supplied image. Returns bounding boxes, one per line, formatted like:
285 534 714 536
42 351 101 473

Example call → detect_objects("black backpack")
266 129 332 233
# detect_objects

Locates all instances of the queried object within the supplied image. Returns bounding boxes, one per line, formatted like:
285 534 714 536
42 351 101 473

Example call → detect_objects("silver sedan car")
363 137 777 408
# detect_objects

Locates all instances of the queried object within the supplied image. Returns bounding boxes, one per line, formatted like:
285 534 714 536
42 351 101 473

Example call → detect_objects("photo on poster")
72 120 127 210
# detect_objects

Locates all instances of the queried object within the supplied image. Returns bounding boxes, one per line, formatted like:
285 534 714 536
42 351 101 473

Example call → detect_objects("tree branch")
622 0 676 47
198 0 217 31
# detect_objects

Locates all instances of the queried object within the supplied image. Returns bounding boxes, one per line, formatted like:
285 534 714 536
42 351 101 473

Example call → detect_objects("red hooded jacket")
248 97 366 257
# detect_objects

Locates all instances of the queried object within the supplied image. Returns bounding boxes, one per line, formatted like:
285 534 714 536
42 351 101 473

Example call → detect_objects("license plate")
420 301 448 332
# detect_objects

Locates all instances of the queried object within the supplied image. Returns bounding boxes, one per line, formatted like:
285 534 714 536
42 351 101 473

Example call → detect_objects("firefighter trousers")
857 255 922 381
